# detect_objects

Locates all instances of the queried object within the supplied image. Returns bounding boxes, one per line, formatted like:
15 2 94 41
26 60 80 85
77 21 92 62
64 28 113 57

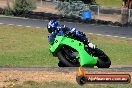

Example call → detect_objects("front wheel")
56 46 80 67
86 47 111 68
95 48 111 68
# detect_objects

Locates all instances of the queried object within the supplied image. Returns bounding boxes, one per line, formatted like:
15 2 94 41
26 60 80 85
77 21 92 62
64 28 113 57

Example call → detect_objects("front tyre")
95 48 111 68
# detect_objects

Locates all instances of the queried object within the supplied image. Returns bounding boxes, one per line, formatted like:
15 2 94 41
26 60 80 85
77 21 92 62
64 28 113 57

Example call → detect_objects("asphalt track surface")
0 16 132 39
0 16 132 71
0 66 132 72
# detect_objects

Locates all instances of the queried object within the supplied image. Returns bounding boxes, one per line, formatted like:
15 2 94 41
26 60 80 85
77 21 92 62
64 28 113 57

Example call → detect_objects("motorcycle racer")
47 20 95 49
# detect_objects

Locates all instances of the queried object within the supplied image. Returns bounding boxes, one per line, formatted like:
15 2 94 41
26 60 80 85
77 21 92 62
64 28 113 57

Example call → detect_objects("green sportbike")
49 31 111 68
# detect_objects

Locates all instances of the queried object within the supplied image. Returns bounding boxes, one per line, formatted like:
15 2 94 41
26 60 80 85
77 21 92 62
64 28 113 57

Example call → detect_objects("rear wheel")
57 46 80 67
58 61 66 67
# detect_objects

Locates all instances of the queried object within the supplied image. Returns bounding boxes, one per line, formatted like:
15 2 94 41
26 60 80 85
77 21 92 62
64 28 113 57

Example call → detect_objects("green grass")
95 0 122 8
14 81 132 88
0 25 132 66
0 25 58 67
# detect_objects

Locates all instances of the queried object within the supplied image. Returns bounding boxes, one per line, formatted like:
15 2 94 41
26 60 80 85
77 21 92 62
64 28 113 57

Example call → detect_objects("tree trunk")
6 0 10 9
128 0 132 9
121 8 129 24
121 0 129 25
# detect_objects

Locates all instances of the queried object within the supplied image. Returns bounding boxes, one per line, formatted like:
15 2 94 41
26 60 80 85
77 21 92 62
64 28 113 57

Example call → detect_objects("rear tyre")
58 61 66 67
56 46 80 67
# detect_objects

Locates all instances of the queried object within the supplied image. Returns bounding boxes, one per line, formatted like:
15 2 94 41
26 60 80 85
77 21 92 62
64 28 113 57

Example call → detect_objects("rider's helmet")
47 20 59 33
